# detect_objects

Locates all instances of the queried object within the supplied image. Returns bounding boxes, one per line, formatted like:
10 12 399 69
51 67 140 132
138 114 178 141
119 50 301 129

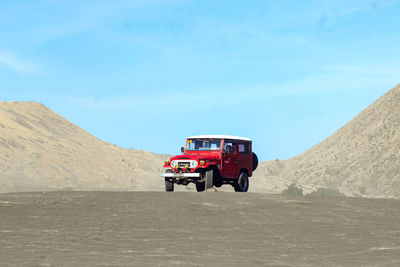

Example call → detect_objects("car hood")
170 153 220 161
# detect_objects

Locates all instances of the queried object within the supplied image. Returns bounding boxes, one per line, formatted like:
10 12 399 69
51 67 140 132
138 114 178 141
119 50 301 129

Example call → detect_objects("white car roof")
187 135 252 141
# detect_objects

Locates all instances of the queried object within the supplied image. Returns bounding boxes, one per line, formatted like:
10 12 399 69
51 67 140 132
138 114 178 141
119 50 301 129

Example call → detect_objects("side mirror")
181 147 185 153
222 147 228 154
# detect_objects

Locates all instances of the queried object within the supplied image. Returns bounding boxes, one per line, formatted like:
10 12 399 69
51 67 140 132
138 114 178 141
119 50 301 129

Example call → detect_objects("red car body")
161 135 258 192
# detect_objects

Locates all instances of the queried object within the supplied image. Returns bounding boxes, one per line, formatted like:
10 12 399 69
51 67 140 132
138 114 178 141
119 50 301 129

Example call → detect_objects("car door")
222 140 238 178
237 142 252 175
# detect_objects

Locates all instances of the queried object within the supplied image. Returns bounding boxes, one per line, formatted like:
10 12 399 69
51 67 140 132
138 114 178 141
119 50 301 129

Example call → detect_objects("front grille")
178 161 190 168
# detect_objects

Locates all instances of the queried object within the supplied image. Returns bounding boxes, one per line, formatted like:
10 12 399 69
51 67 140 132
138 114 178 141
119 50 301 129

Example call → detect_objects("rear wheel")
214 178 223 188
234 172 249 192
164 169 174 192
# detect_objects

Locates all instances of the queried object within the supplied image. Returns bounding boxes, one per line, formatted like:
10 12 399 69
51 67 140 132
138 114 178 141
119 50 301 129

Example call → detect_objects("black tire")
165 179 174 192
196 181 205 192
234 172 249 192
164 169 174 192
214 178 223 188
205 169 213 189
252 152 258 171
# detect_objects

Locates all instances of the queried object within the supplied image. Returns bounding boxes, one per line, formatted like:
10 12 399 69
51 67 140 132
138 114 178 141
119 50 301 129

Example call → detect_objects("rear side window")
238 143 250 154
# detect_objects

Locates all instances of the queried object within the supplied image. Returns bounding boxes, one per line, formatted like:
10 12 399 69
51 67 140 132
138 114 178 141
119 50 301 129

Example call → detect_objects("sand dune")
253 84 400 198
0 102 168 192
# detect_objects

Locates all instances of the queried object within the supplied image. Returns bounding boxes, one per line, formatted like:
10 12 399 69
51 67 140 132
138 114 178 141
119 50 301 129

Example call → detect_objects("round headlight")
171 161 177 168
190 160 198 168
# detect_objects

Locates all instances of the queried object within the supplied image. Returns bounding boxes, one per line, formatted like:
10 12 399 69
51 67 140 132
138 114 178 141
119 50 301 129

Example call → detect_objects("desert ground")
1 191 400 266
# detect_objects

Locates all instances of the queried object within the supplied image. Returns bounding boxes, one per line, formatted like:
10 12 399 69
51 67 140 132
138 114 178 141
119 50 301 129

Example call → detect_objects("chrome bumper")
160 172 200 178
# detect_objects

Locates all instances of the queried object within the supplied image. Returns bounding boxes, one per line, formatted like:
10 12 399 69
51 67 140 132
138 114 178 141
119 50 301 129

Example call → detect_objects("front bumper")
160 172 200 178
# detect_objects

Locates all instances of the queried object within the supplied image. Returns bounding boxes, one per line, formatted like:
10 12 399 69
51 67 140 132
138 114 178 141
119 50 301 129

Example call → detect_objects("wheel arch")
205 165 221 179
239 168 249 177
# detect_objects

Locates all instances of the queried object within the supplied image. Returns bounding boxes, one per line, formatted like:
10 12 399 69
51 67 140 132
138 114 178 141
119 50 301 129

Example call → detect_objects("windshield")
187 139 221 151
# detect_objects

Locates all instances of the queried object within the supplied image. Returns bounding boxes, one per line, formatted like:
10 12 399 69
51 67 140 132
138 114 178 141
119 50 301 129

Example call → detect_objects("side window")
223 141 236 154
238 143 250 154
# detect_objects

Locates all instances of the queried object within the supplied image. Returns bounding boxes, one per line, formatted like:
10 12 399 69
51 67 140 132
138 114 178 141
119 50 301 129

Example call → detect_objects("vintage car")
160 135 258 192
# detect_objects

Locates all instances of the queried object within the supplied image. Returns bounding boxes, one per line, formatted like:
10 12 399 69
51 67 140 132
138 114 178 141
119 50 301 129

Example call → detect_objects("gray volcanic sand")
1 192 400 266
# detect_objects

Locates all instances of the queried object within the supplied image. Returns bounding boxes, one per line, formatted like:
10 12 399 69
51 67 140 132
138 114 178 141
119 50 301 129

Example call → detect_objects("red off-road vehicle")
161 135 258 192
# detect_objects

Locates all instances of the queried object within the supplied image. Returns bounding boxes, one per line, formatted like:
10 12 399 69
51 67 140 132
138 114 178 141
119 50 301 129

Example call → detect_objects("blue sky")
1 0 400 161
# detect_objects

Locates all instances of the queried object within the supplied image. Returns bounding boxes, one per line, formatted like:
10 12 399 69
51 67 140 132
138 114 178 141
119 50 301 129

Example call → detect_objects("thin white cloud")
0 50 38 74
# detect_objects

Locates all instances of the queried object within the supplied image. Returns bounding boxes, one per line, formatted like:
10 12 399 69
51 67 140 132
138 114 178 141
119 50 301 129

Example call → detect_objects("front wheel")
165 179 174 192
196 169 214 192
205 169 213 189
164 169 174 192
234 172 249 192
